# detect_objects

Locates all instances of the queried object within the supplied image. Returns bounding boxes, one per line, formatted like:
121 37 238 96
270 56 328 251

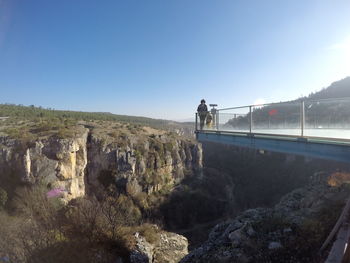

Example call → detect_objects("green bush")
108 131 119 138
134 150 142 162
164 142 174 152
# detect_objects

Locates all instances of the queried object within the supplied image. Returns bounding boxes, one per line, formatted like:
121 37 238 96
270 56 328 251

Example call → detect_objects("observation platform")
195 98 350 163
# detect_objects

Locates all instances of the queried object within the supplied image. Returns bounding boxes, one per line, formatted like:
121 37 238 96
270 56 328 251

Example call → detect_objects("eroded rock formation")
87 131 202 197
0 124 202 204
130 225 189 263
0 127 89 201
181 172 349 263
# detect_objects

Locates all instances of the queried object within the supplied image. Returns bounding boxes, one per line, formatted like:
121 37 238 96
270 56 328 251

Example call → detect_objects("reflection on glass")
196 98 350 139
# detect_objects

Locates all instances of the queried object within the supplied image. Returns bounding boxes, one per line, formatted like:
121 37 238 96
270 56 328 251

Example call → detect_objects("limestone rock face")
130 227 188 263
86 133 203 196
130 233 154 263
0 125 203 202
153 232 189 263
181 173 348 263
0 124 199 262
0 128 89 202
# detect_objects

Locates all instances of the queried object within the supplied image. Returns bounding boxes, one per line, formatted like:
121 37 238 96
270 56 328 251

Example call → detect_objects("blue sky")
0 0 349 120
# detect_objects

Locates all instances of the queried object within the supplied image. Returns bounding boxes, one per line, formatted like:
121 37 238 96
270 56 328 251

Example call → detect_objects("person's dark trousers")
199 113 207 130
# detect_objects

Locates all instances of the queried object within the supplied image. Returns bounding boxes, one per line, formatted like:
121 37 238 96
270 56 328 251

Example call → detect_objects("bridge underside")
196 131 350 163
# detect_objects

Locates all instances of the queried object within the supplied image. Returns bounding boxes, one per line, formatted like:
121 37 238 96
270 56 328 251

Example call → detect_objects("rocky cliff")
181 172 349 263
0 122 202 204
86 124 202 197
0 121 203 262
130 225 189 263
0 126 89 202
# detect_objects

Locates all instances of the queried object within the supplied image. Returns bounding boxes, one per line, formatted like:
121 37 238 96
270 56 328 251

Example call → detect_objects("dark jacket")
197 104 208 113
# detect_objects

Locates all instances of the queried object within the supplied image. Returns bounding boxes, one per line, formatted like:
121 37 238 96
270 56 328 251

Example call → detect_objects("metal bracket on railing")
300 100 305 137
249 106 253 134
209 104 218 129
216 110 219 130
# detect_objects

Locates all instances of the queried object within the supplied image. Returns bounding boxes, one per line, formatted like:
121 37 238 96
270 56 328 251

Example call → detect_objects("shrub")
4 127 35 143
108 131 119 138
56 127 74 139
136 223 160 244
133 192 149 210
0 187 7 209
164 142 174 152
150 139 163 152
134 150 142 163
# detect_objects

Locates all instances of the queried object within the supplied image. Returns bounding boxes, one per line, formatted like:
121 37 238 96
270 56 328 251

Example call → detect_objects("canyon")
0 119 348 263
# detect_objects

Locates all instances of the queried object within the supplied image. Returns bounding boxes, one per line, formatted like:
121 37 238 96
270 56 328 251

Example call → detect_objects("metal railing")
195 97 350 140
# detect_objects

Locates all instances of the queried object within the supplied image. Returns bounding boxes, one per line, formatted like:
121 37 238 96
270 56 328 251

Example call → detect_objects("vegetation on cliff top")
0 103 194 142
0 103 191 131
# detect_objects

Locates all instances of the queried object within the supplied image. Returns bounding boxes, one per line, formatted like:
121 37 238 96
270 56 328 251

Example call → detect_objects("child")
206 112 213 128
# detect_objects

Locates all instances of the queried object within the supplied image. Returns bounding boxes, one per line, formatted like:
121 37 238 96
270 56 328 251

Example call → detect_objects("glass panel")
218 106 251 132
205 98 350 140
305 98 350 139
196 111 214 131
252 101 301 136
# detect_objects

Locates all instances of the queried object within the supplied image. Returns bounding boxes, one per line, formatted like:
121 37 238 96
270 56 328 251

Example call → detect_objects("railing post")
300 100 305 137
249 106 253 134
216 110 219 130
195 113 198 131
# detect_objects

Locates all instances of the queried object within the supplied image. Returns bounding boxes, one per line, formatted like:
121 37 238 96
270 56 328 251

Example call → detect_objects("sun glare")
329 36 350 55
326 36 350 83
253 98 266 106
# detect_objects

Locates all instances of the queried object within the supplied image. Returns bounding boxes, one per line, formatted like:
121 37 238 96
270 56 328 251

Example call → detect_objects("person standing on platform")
197 99 208 130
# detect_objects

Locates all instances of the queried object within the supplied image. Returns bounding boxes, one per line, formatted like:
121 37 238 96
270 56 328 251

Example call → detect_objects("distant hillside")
227 77 350 129
0 104 194 134
306 76 350 100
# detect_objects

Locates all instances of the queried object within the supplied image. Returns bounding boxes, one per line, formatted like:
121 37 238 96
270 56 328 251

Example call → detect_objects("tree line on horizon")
0 103 173 129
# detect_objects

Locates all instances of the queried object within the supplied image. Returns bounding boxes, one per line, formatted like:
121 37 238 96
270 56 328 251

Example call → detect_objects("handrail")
320 198 350 252
195 97 350 140
196 97 350 140
217 97 350 111
320 197 350 263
